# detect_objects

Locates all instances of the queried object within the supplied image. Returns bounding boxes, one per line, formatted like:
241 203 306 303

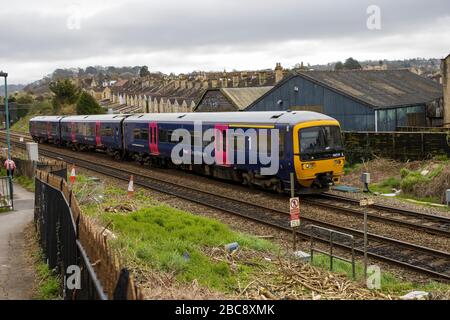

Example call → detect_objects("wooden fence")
35 165 143 300
343 131 450 163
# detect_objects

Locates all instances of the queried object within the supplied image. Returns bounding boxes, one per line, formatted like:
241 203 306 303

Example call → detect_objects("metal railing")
35 176 108 299
309 225 356 279
34 164 139 300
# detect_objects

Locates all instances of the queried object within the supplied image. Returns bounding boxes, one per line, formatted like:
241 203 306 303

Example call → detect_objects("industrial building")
246 69 443 131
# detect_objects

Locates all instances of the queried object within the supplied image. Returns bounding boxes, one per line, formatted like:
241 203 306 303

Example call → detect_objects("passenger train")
29 111 345 194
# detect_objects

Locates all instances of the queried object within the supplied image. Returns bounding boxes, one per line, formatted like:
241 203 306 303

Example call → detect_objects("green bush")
433 154 448 162
379 177 401 189
400 168 411 179
400 171 428 193
76 92 104 115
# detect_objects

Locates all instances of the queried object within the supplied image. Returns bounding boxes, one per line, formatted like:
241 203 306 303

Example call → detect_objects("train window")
133 128 140 139
141 128 148 140
51 124 57 134
167 130 176 143
279 131 285 158
85 123 95 136
75 123 83 135
133 128 148 140
159 128 168 143
101 126 113 136
299 126 343 153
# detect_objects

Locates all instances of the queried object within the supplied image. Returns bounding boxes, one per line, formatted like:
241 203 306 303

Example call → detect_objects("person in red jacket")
4 159 16 177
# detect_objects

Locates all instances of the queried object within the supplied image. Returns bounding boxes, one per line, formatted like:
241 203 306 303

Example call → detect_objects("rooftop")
196 86 273 111
295 69 443 108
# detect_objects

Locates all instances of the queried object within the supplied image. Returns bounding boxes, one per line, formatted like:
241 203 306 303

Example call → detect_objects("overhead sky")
1 0 449 84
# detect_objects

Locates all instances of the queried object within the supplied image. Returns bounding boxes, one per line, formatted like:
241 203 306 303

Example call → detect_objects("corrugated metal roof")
221 87 273 110
296 69 443 108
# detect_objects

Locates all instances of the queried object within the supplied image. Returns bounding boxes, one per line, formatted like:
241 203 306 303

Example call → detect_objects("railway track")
2 131 450 280
304 193 450 237
5 130 450 237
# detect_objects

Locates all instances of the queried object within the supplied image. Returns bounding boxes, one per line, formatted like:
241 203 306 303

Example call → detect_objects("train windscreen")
299 126 343 159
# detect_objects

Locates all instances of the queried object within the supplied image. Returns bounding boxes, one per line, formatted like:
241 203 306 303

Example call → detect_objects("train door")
95 121 101 146
47 121 51 141
71 122 76 143
214 124 230 166
148 122 159 155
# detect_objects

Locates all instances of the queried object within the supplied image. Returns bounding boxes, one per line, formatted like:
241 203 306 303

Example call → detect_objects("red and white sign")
289 197 300 227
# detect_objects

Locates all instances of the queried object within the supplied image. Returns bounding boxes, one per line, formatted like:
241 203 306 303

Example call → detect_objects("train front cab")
293 120 345 191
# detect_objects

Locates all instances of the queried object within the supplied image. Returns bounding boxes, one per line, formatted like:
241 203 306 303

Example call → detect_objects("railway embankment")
341 158 450 212
70 166 449 299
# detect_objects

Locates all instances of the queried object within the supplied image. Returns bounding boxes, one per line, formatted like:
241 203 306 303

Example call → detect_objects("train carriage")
59 115 128 155
30 111 345 194
29 116 64 144
123 111 345 193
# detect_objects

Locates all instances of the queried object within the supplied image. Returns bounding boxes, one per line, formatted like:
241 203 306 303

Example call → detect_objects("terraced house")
81 64 287 114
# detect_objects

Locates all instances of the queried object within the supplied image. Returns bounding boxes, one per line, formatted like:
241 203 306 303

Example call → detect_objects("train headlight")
334 159 343 165
302 163 315 170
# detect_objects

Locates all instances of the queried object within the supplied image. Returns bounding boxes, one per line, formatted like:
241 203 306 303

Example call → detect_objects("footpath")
0 183 35 299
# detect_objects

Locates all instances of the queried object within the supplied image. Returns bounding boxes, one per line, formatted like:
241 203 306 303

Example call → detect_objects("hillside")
0 84 26 96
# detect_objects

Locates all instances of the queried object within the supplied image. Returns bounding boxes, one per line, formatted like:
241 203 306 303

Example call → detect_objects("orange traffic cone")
69 165 76 184
127 175 134 198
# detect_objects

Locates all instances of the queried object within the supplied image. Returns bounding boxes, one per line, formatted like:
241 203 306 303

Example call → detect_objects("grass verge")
75 176 277 293
74 172 448 298
24 223 61 300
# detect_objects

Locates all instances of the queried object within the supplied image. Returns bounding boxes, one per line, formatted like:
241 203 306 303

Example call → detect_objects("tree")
85 66 98 75
52 68 74 80
139 65 150 77
334 61 344 70
343 57 362 70
49 79 80 112
16 94 34 104
76 91 104 115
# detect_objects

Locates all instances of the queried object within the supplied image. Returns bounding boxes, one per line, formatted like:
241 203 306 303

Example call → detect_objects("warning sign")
289 197 300 227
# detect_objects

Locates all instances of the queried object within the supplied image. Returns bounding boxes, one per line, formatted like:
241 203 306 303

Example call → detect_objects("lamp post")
0 71 11 177
0 71 13 209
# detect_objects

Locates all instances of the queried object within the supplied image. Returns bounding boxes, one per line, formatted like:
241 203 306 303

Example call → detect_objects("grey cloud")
0 0 449 83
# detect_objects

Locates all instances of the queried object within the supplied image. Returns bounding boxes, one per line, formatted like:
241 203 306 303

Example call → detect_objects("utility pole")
1 71 13 208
